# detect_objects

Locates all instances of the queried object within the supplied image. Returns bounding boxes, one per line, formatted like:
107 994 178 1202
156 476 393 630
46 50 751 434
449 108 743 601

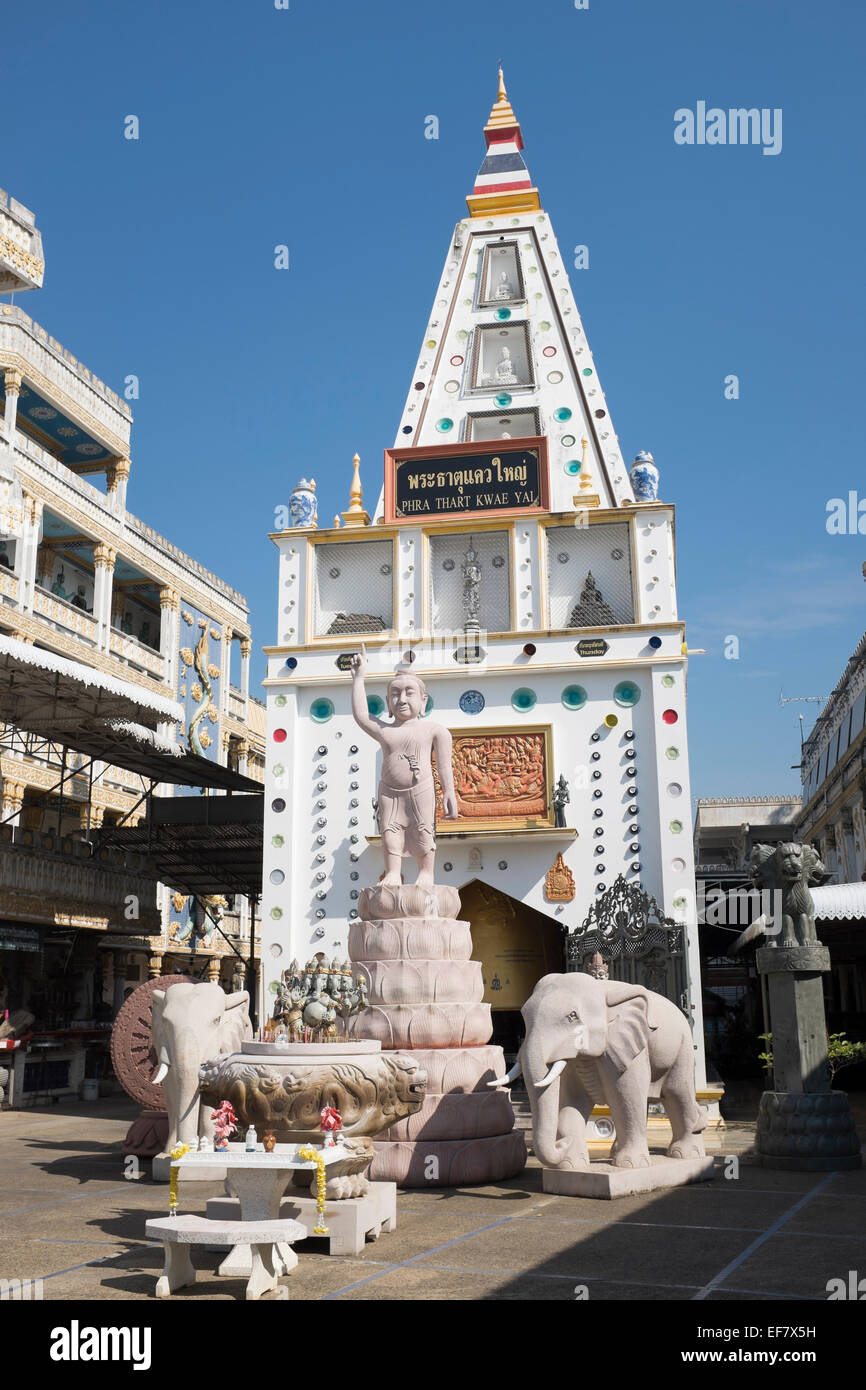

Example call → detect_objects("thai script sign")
384 437 549 522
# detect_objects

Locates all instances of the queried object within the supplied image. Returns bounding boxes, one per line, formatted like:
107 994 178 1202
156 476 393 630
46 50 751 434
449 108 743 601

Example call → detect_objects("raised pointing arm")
350 644 385 739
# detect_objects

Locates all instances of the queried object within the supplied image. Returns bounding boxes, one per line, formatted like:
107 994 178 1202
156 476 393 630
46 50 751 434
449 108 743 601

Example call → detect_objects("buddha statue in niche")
494 346 518 384
494 269 514 299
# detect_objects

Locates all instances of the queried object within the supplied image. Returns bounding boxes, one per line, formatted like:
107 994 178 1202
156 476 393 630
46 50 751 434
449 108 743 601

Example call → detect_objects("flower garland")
168 1143 190 1215
297 1145 329 1234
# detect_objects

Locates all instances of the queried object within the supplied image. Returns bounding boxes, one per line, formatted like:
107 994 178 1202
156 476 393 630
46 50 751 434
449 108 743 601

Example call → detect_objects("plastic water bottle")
245 1124 257 1153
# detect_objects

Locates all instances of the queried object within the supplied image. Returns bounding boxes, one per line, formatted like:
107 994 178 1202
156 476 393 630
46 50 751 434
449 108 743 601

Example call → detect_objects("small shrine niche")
313 537 394 638
546 522 635 629
429 530 511 635
465 407 540 442
471 323 533 391
478 240 524 306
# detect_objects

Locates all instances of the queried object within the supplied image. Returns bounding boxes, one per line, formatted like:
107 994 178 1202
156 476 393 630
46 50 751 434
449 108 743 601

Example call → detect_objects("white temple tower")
262 71 709 1120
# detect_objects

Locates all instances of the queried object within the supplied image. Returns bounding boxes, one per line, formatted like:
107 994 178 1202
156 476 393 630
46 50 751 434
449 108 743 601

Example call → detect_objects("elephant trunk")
169 1030 204 1146
523 1042 572 1169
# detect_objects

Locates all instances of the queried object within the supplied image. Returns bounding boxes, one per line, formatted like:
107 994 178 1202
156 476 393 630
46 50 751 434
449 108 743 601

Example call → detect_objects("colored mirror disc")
367 695 385 717
310 698 334 723
614 682 641 707
562 685 588 709
512 687 537 712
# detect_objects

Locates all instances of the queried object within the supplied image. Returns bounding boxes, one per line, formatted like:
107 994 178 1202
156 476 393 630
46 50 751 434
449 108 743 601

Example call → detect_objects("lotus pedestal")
350 883 526 1187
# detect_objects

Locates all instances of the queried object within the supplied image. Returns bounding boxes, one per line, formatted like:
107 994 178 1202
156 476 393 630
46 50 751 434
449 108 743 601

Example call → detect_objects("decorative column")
106 458 131 512
159 587 180 687
79 804 104 832
240 637 252 702
833 822 847 882
3 370 22 440
1 779 25 828
752 841 860 1171
205 956 221 984
148 953 164 979
19 492 44 613
92 545 116 651
220 626 233 716
236 739 249 776
36 543 54 588
851 796 866 880
101 951 114 1006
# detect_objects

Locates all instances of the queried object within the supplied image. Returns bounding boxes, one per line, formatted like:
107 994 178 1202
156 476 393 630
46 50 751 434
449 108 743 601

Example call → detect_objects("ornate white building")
0 184 264 1088
261 74 710 1093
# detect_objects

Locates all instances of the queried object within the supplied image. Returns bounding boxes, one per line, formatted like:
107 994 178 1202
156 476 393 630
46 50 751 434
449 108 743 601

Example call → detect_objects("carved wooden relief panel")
434 726 553 828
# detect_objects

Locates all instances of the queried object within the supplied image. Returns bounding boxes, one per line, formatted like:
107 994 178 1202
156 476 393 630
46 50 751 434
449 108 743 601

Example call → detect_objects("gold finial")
341 451 371 528
333 514 341 528
574 436 600 509
485 64 519 132
578 437 592 491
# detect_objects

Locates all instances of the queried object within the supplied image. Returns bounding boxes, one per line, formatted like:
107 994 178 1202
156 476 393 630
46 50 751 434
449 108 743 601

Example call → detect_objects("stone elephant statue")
491 972 705 1171
152 981 252 1152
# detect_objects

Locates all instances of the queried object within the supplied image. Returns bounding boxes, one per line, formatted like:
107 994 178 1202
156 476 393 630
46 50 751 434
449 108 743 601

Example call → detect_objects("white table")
173 1144 348 1279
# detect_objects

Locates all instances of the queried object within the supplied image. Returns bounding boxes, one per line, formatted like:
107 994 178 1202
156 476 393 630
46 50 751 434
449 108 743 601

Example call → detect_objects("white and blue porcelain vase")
289 477 318 528
630 451 659 502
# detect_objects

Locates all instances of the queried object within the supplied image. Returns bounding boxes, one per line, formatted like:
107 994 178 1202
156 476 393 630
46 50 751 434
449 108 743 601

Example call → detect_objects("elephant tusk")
152 1061 170 1085
534 1059 566 1091
487 1058 523 1088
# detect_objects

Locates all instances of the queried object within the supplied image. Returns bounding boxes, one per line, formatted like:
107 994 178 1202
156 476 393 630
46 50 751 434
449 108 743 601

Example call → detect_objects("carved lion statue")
749 841 828 948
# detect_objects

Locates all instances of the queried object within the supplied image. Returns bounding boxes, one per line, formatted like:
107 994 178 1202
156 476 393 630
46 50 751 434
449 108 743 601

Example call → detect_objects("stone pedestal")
207 1183 397 1257
755 944 861 1171
543 1154 715 1200
349 883 526 1187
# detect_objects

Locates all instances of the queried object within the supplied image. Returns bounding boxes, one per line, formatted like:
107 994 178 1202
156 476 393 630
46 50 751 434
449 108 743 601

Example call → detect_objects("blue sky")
2 0 865 804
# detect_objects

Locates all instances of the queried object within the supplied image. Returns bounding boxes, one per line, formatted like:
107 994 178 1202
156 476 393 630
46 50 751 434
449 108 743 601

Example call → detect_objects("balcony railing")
0 568 19 605
109 626 164 678
33 585 97 645
0 824 160 933
228 687 247 720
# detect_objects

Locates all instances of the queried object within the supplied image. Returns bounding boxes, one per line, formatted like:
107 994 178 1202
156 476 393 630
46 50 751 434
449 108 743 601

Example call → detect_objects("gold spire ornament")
341 452 371 528
574 436 600 509
484 66 519 134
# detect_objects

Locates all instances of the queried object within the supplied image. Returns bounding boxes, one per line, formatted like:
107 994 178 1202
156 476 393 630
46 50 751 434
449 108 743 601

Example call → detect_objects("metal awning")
107 795 264 898
811 882 866 922
0 632 181 731
0 633 259 792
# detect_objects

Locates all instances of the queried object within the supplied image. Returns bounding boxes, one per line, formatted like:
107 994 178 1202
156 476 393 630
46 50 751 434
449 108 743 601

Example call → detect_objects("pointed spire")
341 452 370 528
467 67 540 219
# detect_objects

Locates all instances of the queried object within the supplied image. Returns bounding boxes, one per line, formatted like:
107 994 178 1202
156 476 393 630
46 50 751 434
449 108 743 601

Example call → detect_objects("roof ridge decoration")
466 67 541 219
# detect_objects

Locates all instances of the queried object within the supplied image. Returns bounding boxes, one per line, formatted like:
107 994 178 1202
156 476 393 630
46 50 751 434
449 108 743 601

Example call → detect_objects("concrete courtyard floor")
1 1096 865 1302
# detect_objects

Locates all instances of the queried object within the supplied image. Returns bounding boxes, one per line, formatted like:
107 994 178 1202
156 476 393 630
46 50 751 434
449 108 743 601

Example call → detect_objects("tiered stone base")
349 883 526 1188
755 1091 862 1171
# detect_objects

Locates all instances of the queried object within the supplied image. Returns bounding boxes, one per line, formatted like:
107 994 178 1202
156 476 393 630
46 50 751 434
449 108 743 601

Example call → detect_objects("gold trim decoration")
0 235 44 286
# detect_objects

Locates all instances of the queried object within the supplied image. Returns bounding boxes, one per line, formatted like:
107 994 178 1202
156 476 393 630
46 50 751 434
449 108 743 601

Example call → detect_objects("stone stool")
146 1215 306 1301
